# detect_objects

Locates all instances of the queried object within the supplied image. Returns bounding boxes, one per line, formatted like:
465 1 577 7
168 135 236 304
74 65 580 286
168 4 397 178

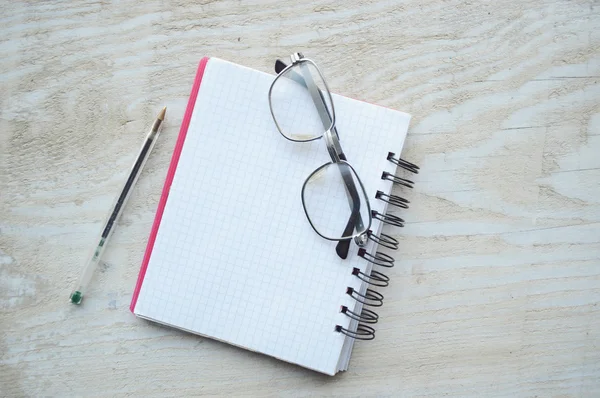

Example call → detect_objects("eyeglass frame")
268 52 372 258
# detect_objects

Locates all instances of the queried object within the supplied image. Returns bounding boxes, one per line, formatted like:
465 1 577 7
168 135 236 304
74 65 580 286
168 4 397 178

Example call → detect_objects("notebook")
130 56 414 375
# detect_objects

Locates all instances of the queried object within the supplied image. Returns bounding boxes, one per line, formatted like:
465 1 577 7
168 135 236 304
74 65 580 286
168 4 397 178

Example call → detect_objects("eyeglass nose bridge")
324 128 342 163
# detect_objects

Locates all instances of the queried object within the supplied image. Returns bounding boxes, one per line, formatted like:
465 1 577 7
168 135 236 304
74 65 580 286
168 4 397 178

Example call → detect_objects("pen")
70 107 166 304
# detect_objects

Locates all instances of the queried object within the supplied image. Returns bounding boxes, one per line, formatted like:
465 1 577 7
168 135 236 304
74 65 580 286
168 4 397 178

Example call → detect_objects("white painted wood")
1 1 599 396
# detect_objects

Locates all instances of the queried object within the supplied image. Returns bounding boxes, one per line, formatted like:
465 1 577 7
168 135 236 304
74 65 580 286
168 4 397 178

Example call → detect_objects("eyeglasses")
268 53 371 259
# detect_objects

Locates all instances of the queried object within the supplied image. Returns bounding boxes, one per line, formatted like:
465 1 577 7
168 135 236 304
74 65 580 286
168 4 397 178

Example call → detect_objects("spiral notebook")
130 57 415 375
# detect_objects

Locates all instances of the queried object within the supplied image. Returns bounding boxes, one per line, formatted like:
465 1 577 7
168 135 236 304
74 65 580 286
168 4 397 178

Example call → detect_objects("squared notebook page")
133 57 410 375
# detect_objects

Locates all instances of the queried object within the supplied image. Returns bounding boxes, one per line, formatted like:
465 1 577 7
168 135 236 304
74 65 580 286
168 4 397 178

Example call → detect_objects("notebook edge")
130 56 211 313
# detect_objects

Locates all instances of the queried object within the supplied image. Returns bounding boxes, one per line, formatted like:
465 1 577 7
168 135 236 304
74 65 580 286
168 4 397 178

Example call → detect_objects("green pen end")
70 291 83 305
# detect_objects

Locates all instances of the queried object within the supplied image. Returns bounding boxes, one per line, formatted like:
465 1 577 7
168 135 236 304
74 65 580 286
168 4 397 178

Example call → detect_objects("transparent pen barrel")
72 123 162 301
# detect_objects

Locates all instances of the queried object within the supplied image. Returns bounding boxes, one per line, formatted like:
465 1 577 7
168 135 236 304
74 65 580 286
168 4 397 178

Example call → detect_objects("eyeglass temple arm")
302 75 362 257
276 59 364 259
335 170 363 259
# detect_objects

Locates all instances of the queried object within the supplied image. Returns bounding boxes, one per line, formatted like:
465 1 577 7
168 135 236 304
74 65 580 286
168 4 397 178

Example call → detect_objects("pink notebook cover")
130 57 210 312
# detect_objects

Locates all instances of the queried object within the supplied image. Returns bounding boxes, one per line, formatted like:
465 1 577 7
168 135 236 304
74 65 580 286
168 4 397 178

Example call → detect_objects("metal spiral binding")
335 324 375 340
357 248 395 268
382 171 414 189
372 210 404 228
387 152 420 174
375 190 409 209
335 155 420 341
341 305 379 324
346 287 384 307
352 267 390 287
366 230 399 250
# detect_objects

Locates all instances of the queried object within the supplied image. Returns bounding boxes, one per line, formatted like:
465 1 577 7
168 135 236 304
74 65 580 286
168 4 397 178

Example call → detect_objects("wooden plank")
1 0 599 396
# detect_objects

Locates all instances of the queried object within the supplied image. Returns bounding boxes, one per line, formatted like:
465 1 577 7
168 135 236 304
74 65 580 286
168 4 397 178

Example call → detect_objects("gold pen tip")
157 106 167 121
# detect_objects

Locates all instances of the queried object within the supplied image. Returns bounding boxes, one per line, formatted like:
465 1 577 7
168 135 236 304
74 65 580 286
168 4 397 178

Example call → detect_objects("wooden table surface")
2 1 599 396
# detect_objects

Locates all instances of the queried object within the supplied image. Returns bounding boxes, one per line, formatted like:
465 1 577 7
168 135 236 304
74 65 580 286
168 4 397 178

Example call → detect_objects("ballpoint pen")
70 107 166 305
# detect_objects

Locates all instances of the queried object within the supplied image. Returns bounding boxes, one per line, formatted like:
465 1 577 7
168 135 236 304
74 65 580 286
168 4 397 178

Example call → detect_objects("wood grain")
1 0 599 396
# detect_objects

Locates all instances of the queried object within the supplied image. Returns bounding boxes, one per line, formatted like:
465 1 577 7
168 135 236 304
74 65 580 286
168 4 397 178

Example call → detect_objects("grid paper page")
134 58 410 375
